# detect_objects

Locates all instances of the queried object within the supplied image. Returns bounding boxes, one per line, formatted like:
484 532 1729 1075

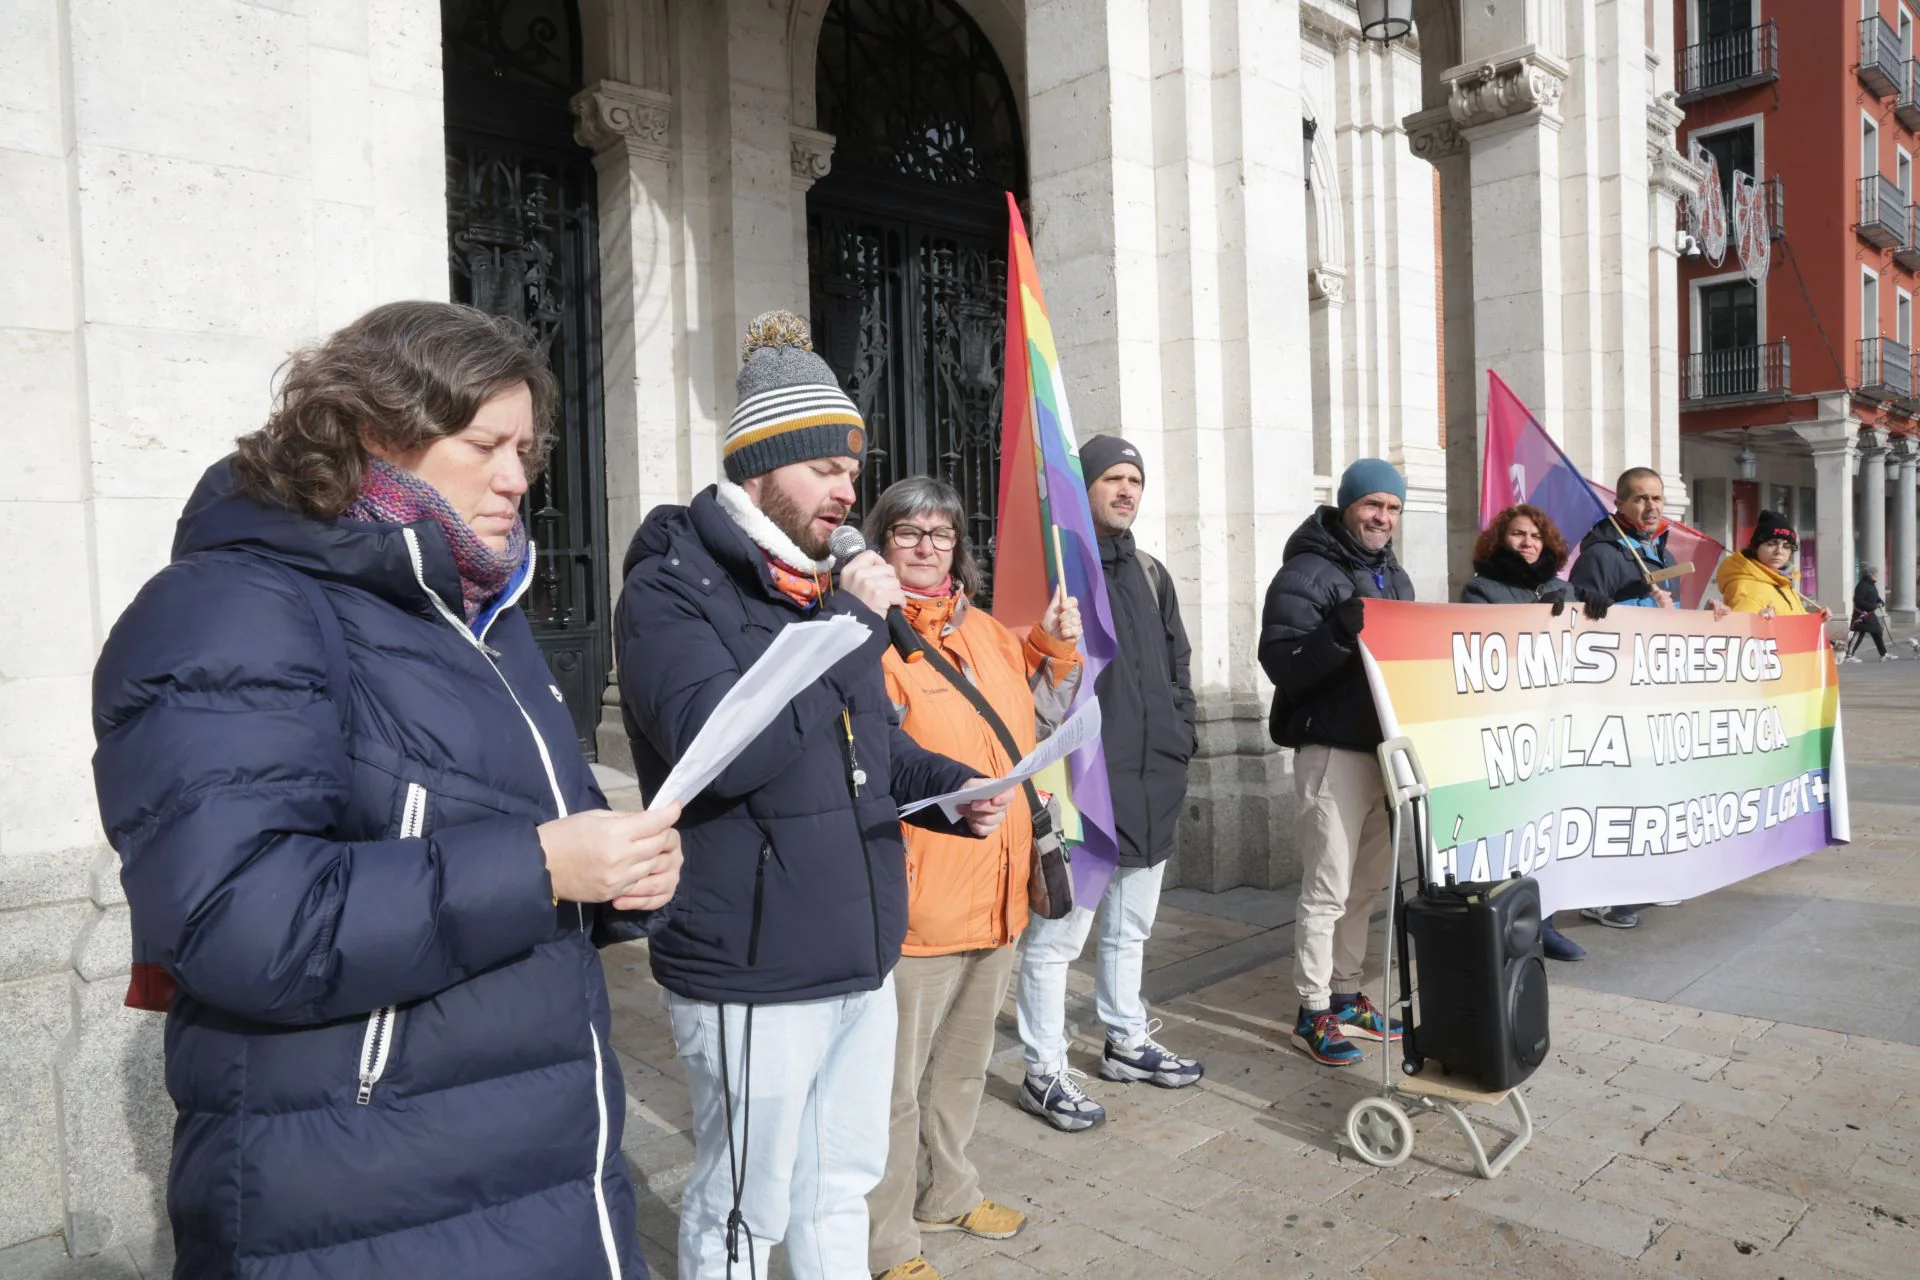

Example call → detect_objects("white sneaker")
1886 653 1901 661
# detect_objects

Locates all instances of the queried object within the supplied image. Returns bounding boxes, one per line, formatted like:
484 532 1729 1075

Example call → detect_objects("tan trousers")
867 946 1015 1274
1292 744 1394 1009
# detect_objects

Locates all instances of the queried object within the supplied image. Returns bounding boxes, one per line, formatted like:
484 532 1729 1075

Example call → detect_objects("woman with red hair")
1459 504 1609 961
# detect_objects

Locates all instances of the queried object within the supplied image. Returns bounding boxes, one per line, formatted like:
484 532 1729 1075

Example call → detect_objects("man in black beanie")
1014 434 1204 1132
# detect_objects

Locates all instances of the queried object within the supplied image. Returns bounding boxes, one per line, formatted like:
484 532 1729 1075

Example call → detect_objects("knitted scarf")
345 458 528 623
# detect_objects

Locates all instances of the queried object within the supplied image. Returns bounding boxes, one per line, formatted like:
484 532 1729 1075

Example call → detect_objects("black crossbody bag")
898 630 1076 920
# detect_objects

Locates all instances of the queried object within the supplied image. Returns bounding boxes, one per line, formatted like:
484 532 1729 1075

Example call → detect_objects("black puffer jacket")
615 488 978 1005
1097 531 1196 868
1461 544 1575 606
1258 507 1414 751
1856 574 1885 613
1570 517 1672 605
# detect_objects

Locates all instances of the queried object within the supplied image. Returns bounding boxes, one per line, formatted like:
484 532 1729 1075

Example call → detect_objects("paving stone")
1328 1179 1534 1267
1771 1201 1920 1280
1199 1181 1399 1271
1541 1107 1745 1177
1639 1223 1860 1280
1603 1063 1790 1123
1453 1174 1665 1258
1578 1154 1805 1249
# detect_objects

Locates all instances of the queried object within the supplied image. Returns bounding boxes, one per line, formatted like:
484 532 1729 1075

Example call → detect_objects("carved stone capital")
571 79 672 162
1861 426 1890 459
1308 267 1347 305
791 127 836 189
1891 434 1920 468
1443 47 1570 131
1403 106 1464 162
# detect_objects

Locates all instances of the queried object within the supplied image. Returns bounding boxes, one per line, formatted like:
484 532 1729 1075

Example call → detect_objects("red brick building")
1676 0 1918 616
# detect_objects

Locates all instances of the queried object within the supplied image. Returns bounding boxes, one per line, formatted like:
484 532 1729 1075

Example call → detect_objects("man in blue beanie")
1257 458 1414 1067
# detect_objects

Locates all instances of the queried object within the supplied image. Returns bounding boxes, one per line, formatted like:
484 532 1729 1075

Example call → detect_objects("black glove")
1550 597 1568 617
1575 586 1612 620
1330 594 1367 642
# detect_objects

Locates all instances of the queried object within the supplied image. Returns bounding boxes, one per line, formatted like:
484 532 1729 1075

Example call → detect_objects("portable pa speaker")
1403 875 1550 1092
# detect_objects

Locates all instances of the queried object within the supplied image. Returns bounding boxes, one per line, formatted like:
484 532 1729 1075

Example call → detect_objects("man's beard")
757 477 838 560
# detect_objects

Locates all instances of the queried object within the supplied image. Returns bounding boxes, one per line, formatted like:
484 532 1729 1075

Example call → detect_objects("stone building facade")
0 0 1686 1263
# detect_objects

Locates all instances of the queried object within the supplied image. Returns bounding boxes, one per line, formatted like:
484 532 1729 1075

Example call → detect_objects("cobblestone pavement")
7 662 1915 1279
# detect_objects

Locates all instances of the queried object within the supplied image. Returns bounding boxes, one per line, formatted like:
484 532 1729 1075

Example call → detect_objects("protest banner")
1358 601 1847 914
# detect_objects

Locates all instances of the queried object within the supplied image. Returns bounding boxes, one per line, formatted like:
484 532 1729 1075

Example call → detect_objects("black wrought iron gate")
806 0 1026 594
442 0 610 756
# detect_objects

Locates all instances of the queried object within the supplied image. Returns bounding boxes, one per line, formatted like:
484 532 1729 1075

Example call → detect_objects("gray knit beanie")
724 310 865 482
1079 434 1145 488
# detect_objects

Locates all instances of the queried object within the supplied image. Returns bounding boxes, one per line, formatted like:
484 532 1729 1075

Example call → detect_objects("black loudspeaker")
1403 875 1551 1091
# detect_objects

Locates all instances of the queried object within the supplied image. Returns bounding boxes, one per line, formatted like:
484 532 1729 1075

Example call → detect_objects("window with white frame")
1900 149 1913 201
1903 7 1915 60
1866 270 1882 339
1866 115 1882 181
1901 291 1913 348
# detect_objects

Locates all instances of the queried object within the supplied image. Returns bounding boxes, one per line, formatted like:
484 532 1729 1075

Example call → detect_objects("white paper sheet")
648 613 873 811
897 697 1104 822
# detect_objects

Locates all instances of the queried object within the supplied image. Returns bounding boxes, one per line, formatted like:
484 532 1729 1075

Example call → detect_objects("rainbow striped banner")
1358 601 1848 914
992 193 1122 903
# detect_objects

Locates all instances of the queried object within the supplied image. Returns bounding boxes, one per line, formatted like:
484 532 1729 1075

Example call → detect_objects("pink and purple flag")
1483 372 1724 608
992 193 1122 903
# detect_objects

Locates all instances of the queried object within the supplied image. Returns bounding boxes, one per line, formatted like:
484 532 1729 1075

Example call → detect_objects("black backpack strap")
899 626 1055 838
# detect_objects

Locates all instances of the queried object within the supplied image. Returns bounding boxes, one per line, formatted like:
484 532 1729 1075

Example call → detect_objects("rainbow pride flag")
1483 372 1724 609
1359 601 1846 914
992 193 1121 902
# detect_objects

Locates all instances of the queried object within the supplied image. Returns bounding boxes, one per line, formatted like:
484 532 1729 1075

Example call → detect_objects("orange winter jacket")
885 592 1082 956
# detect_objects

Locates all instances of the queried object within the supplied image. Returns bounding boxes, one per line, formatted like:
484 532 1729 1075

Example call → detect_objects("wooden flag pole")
1606 514 1693 588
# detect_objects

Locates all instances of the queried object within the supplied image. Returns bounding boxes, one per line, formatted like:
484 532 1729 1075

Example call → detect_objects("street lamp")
1358 0 1414 42
1736 433 1758 482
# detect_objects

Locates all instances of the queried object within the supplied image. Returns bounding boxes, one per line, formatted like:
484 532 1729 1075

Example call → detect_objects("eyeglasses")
888 524 958 550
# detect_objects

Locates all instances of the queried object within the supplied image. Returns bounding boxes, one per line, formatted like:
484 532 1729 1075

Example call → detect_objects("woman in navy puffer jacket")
91 302 683 1280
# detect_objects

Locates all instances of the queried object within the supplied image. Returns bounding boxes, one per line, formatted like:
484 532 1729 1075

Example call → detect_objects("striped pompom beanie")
724 310 865 482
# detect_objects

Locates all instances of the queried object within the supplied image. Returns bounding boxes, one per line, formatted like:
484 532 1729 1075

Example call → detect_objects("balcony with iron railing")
1682 343 1791 404
1861 16 1906 99
1677 21 1780 102
1860 337 1913 403
1900 207 1920 270
1860 175 1908 249
1901 61 1920 130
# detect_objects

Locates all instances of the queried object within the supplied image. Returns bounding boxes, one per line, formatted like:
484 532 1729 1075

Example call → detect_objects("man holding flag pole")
993 197 1204 1132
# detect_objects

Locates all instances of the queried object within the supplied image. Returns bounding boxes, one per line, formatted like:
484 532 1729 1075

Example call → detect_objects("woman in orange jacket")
862 476 1082 1280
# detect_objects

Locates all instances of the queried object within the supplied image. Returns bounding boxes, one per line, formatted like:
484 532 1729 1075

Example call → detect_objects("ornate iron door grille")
808 0 1024 603
443 0 610 756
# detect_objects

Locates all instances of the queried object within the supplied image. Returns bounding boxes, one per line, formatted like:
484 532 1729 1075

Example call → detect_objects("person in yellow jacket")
1714 511 1829 621
862 476 1082 1280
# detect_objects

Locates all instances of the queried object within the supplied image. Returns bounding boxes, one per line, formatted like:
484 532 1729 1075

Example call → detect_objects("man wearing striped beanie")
615 311 1015 1280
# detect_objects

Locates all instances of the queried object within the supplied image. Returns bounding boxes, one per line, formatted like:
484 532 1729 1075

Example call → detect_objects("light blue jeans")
1016 861 1168 1074
666 978 897 1280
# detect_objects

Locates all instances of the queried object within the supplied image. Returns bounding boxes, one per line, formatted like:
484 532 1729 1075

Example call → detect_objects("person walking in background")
1847 567 1896 661
1259 459 1414 1067
1459 503 1612 962
92 302 685 1279
1016 434 1204 1132
615 312 1013 1280
861 477 1083 1280
1716 512 1828 622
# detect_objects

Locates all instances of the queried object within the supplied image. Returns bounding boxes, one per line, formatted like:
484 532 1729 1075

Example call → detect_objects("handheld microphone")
826 525 924 663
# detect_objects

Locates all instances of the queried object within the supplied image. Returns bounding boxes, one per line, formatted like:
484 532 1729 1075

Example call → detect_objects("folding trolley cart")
1339 737 1535 1178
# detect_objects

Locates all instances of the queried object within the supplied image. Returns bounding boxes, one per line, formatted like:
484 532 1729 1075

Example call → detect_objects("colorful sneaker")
874 1259 942 1280
1581 905 1640 929
916 1199 1027 1240
1100 1019 1204 1088
1019 1066 1107 1132
1332 994 1403 1043
1293 1008 1363 1067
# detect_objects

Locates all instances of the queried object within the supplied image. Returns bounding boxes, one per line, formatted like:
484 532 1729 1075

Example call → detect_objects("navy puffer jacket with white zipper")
91 460 644 1280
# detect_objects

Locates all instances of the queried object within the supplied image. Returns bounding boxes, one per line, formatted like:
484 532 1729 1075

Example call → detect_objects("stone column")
1794 405 1860 616
789 127 834 306
1447 48 1572 446
1862 427 1889 589
1308 266 1349 484
1647 93 1699 511
1405 107 1478 592
1892 437 1918 620
572 79 681 556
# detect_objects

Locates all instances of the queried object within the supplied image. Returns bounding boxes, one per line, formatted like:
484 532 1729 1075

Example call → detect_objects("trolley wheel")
1346 1097 1415 1168
1401 1053 1425 1077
